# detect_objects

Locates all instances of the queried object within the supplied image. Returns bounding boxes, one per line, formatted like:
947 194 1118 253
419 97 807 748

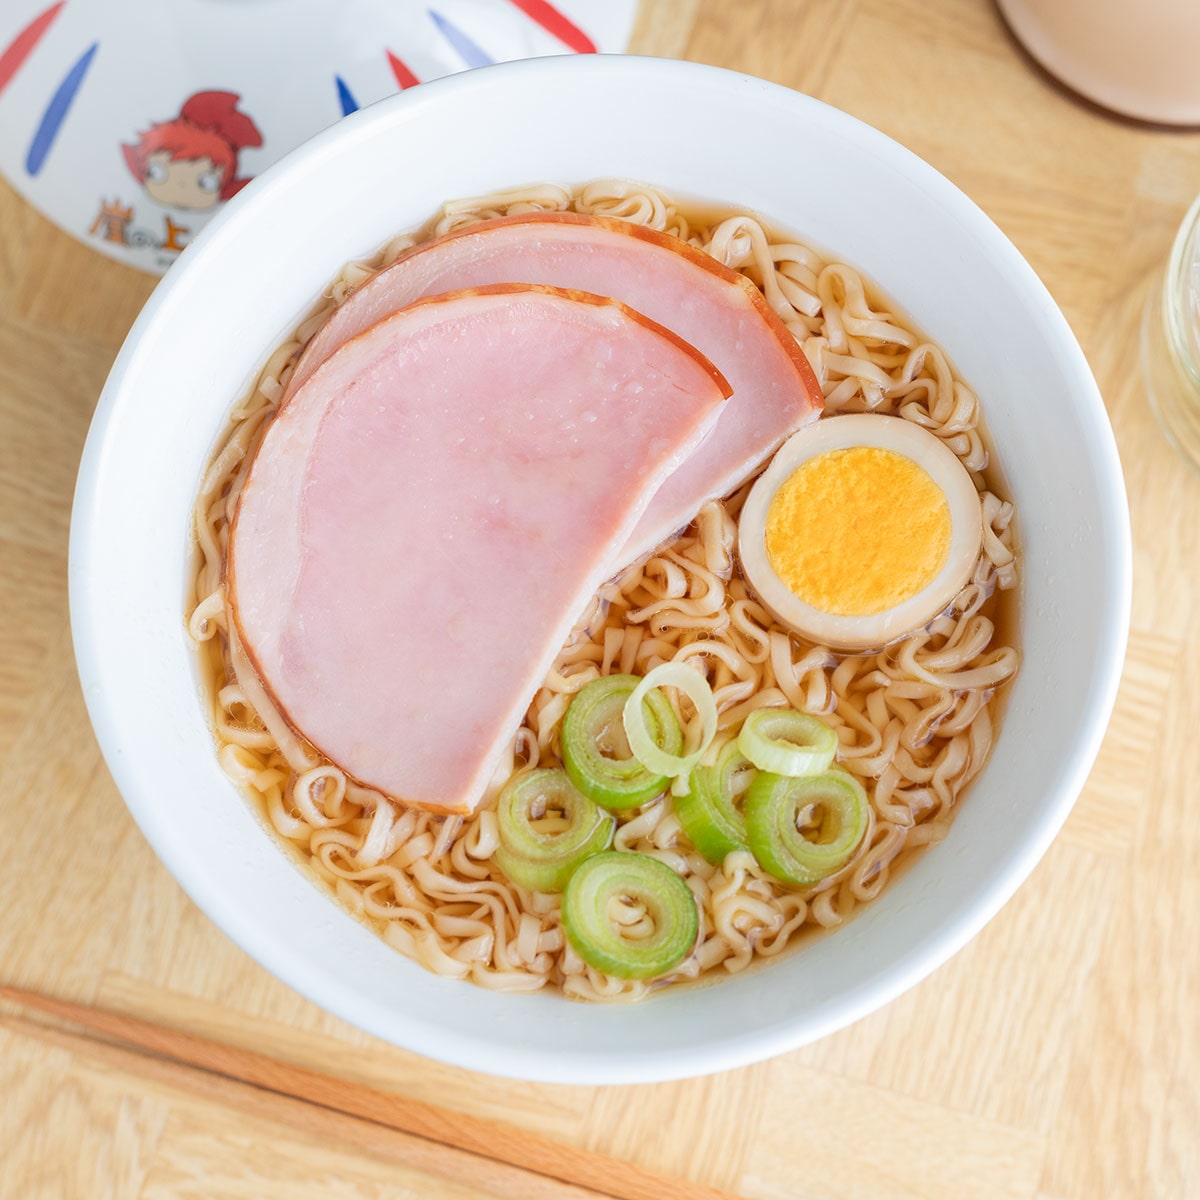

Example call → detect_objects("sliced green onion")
562 851 698 979
744 768 868 885
737 708 838 777
492 768 614 893
676 740 755 864
622 663 718 797
562 675 682 810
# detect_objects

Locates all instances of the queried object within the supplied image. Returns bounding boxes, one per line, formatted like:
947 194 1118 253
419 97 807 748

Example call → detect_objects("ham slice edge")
283 212 824 572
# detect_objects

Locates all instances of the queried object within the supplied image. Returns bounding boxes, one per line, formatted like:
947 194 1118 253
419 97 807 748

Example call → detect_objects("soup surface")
188 181 1020 1002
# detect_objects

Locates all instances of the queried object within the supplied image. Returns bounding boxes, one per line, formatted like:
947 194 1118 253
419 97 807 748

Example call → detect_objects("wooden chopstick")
0 1008 602 1200
0 985 743 1200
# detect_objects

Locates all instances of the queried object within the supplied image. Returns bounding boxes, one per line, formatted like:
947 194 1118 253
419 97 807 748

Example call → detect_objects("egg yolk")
764 446 952 617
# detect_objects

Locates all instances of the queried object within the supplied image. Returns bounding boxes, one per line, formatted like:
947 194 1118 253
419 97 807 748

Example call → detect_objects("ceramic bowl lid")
0 0 635 274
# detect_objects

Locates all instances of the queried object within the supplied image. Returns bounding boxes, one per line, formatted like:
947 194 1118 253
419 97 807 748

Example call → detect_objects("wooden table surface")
3 2 1199 1197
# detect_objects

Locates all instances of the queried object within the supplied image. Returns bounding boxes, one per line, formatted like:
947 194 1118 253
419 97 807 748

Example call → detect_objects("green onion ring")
562 851 699 979
492 768 614 893
676 740 754 864
737 708 838 777
744 768 869 885
562 675 682 810
622 662 718 796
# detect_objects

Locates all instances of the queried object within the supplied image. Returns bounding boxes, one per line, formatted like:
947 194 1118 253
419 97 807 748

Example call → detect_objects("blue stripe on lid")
428 10 494 68
26 41 98 176
335 75 359 116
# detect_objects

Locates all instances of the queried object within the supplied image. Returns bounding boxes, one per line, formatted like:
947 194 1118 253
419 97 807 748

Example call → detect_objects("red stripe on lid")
386 49 420 90
505 0 596 54
0 1 66 97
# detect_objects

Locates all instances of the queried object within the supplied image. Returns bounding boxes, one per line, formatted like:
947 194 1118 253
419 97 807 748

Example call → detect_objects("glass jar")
1142 194 1200 473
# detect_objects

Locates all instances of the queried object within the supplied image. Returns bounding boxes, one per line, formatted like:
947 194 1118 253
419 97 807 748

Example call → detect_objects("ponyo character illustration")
121 90 262 212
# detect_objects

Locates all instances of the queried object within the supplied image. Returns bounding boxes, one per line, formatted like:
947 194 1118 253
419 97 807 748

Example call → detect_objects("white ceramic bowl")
70 55 1131 1084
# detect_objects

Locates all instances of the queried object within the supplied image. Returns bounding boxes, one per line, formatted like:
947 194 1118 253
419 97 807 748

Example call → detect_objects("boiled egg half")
738 414 983 651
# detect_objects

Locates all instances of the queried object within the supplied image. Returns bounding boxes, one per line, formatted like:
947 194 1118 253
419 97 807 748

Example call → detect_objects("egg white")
738 414 984 651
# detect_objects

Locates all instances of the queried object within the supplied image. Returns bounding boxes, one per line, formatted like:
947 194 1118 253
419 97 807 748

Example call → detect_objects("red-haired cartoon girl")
122 91 262 211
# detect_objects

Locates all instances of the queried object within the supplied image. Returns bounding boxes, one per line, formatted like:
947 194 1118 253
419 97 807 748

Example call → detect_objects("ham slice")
229 284 731 815
286 213 823 569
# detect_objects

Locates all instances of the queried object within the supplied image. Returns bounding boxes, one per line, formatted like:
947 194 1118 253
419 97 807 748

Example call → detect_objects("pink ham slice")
229 284 732 815
286 213 823 570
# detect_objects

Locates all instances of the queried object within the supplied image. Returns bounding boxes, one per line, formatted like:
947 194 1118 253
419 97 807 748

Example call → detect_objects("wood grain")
0 1011 609 1200
0 986 738 1200
2 1 1199 1197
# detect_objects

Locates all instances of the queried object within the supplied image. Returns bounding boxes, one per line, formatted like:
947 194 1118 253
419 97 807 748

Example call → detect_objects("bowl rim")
69 53 1132 1083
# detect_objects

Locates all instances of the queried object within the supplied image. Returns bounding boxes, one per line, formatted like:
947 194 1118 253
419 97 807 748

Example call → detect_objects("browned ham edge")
287 212 820 407
282 212 824 573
